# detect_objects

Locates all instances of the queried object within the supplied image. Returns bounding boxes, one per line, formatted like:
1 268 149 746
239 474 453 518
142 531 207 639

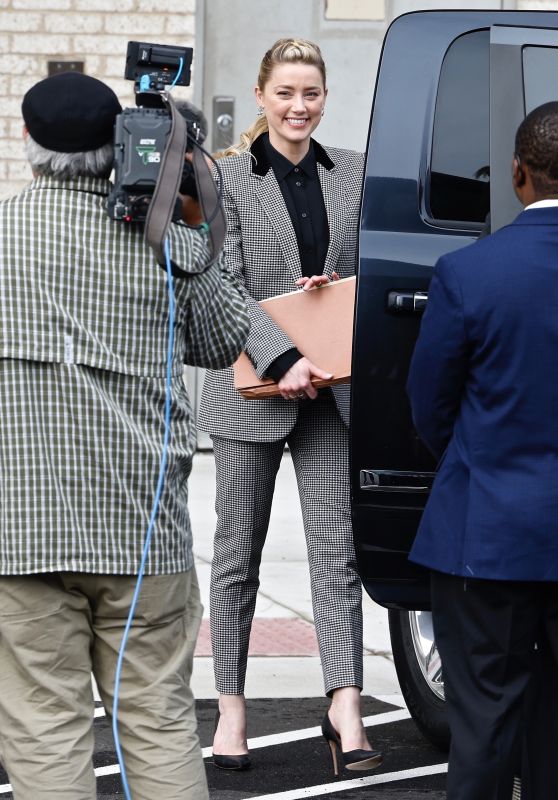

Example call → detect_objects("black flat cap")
22 72 122 153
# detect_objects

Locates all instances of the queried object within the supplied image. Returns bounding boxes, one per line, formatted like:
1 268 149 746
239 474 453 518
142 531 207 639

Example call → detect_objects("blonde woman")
198 38 383 776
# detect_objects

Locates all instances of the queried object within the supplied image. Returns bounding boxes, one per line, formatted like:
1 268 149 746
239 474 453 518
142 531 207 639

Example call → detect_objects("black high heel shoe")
321 712 383 777
212 710 251 771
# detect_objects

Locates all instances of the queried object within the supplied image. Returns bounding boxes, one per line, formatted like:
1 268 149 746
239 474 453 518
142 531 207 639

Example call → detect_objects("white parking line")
0 707 413 794
0 761 448 797
247 763 448 799
201 708 410 758
95 764 122 778
0 762 124 794
372 694 407 709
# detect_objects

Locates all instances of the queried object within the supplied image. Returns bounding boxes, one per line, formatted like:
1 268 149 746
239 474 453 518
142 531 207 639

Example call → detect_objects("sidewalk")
189 451 401 702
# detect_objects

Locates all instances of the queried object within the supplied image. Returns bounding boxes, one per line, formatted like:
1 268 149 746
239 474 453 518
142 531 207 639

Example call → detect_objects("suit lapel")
254 169 303 282
250 136 347 280
319 161 349 277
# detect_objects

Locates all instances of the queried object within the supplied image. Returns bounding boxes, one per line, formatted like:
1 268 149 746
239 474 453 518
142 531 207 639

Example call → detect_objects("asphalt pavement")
88 696 447 799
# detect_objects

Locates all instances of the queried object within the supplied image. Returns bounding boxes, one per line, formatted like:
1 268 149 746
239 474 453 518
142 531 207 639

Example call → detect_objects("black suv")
352 8 558 749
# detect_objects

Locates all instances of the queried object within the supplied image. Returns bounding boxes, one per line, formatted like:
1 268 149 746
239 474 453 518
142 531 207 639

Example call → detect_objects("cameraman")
0 71 249 800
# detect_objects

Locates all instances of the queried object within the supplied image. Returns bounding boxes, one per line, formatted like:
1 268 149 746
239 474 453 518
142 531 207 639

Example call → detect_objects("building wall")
198 0 523 160
3 0 558 199
199 0 385 156
519 1 558 8
0 0 197 199
2 0 558 446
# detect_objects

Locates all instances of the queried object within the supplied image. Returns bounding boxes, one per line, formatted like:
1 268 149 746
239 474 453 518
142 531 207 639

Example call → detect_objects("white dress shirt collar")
524 198 558 210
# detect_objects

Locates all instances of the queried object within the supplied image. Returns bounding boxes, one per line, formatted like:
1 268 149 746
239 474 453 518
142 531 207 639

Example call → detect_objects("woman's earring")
257 105 265 117
321 107 325 117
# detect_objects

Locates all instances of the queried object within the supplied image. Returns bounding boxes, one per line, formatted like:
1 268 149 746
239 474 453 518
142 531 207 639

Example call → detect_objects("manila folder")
233 276 355 399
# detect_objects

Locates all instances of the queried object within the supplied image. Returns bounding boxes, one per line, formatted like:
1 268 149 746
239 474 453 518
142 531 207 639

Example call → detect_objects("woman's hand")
295 271 340 292
277 357 333 401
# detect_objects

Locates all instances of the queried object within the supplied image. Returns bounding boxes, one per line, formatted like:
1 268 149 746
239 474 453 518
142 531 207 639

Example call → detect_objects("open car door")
351 11 558 613
350 8 558 751
490 24 558 233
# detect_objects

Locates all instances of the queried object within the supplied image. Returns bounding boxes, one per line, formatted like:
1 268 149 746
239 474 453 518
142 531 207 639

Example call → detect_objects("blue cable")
112 239 175 799
169 57 184 89
137 56 184 93
111 57 183 800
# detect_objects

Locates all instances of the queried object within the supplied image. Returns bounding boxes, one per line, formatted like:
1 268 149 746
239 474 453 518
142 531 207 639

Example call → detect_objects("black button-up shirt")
264 135 330 382
264 135 330 279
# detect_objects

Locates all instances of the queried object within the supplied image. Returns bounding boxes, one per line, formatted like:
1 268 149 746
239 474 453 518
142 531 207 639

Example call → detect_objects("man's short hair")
515 101 558 194
24 133 114 180
22 72 122 153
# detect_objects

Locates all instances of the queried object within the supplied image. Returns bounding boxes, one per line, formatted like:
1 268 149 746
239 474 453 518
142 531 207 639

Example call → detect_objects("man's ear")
513 155 526 188
22 125 29 141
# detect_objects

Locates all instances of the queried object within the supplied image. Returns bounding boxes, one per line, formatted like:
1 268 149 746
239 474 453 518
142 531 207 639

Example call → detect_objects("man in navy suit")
407 102 558 800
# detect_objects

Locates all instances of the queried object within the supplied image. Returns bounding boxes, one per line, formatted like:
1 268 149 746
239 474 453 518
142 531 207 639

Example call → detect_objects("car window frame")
420 27 490 234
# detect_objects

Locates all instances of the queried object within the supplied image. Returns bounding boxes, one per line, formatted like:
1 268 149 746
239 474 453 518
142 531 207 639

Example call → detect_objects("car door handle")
360 469 435 493
387 291 428 313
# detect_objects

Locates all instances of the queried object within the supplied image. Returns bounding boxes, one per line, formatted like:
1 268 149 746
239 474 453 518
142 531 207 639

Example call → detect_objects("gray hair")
24 133 114 179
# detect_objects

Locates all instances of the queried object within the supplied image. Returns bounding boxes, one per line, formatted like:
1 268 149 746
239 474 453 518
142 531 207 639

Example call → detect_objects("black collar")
263 135 318 181
250 133 334 177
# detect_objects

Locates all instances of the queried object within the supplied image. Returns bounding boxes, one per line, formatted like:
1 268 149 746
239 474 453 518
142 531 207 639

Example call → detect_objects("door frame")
490 24 558 232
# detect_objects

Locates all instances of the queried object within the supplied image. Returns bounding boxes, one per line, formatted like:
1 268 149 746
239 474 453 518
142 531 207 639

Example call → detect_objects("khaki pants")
0 569 208 800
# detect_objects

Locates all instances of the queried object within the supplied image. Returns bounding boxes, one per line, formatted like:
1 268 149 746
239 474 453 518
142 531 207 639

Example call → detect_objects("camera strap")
191 144 226 264
144 93 187 267
145 92 226 275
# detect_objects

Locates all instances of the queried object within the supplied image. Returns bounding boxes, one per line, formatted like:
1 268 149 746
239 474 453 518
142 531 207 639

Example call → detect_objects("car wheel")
388 608 450 751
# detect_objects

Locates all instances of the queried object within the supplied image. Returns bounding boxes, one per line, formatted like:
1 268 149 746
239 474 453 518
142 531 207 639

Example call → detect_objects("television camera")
107 42 195 224
107 41 225 270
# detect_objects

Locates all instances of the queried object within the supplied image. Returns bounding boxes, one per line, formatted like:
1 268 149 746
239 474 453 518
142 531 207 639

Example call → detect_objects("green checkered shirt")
0 175 249 575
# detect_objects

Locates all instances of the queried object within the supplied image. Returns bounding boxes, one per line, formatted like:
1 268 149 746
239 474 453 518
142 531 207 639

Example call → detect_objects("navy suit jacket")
407 207 558 581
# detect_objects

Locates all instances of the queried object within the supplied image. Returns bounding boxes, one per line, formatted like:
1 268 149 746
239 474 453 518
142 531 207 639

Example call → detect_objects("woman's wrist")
266 348 303 382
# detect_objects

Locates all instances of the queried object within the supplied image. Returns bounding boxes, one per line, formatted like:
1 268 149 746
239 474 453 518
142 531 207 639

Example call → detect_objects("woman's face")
255 62 327 156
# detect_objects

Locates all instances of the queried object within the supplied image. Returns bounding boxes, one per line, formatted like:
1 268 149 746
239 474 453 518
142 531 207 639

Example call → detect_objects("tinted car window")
428 30 490 225
523 46 558 113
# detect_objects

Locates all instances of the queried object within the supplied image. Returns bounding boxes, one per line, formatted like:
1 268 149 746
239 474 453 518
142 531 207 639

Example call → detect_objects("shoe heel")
321 709 383 776
327 738 339 777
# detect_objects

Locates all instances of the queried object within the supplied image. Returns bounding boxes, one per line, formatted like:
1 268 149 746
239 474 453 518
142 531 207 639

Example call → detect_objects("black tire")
388 608 450 751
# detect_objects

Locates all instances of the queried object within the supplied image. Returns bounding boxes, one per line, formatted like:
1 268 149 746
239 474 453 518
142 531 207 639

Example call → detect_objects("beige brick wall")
0 0 196 199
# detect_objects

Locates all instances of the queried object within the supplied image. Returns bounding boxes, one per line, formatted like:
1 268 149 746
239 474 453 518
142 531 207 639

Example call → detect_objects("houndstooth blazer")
198 134 364 442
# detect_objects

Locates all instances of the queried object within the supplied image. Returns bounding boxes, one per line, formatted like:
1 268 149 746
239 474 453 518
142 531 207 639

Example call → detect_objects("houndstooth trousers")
209 392 363 697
